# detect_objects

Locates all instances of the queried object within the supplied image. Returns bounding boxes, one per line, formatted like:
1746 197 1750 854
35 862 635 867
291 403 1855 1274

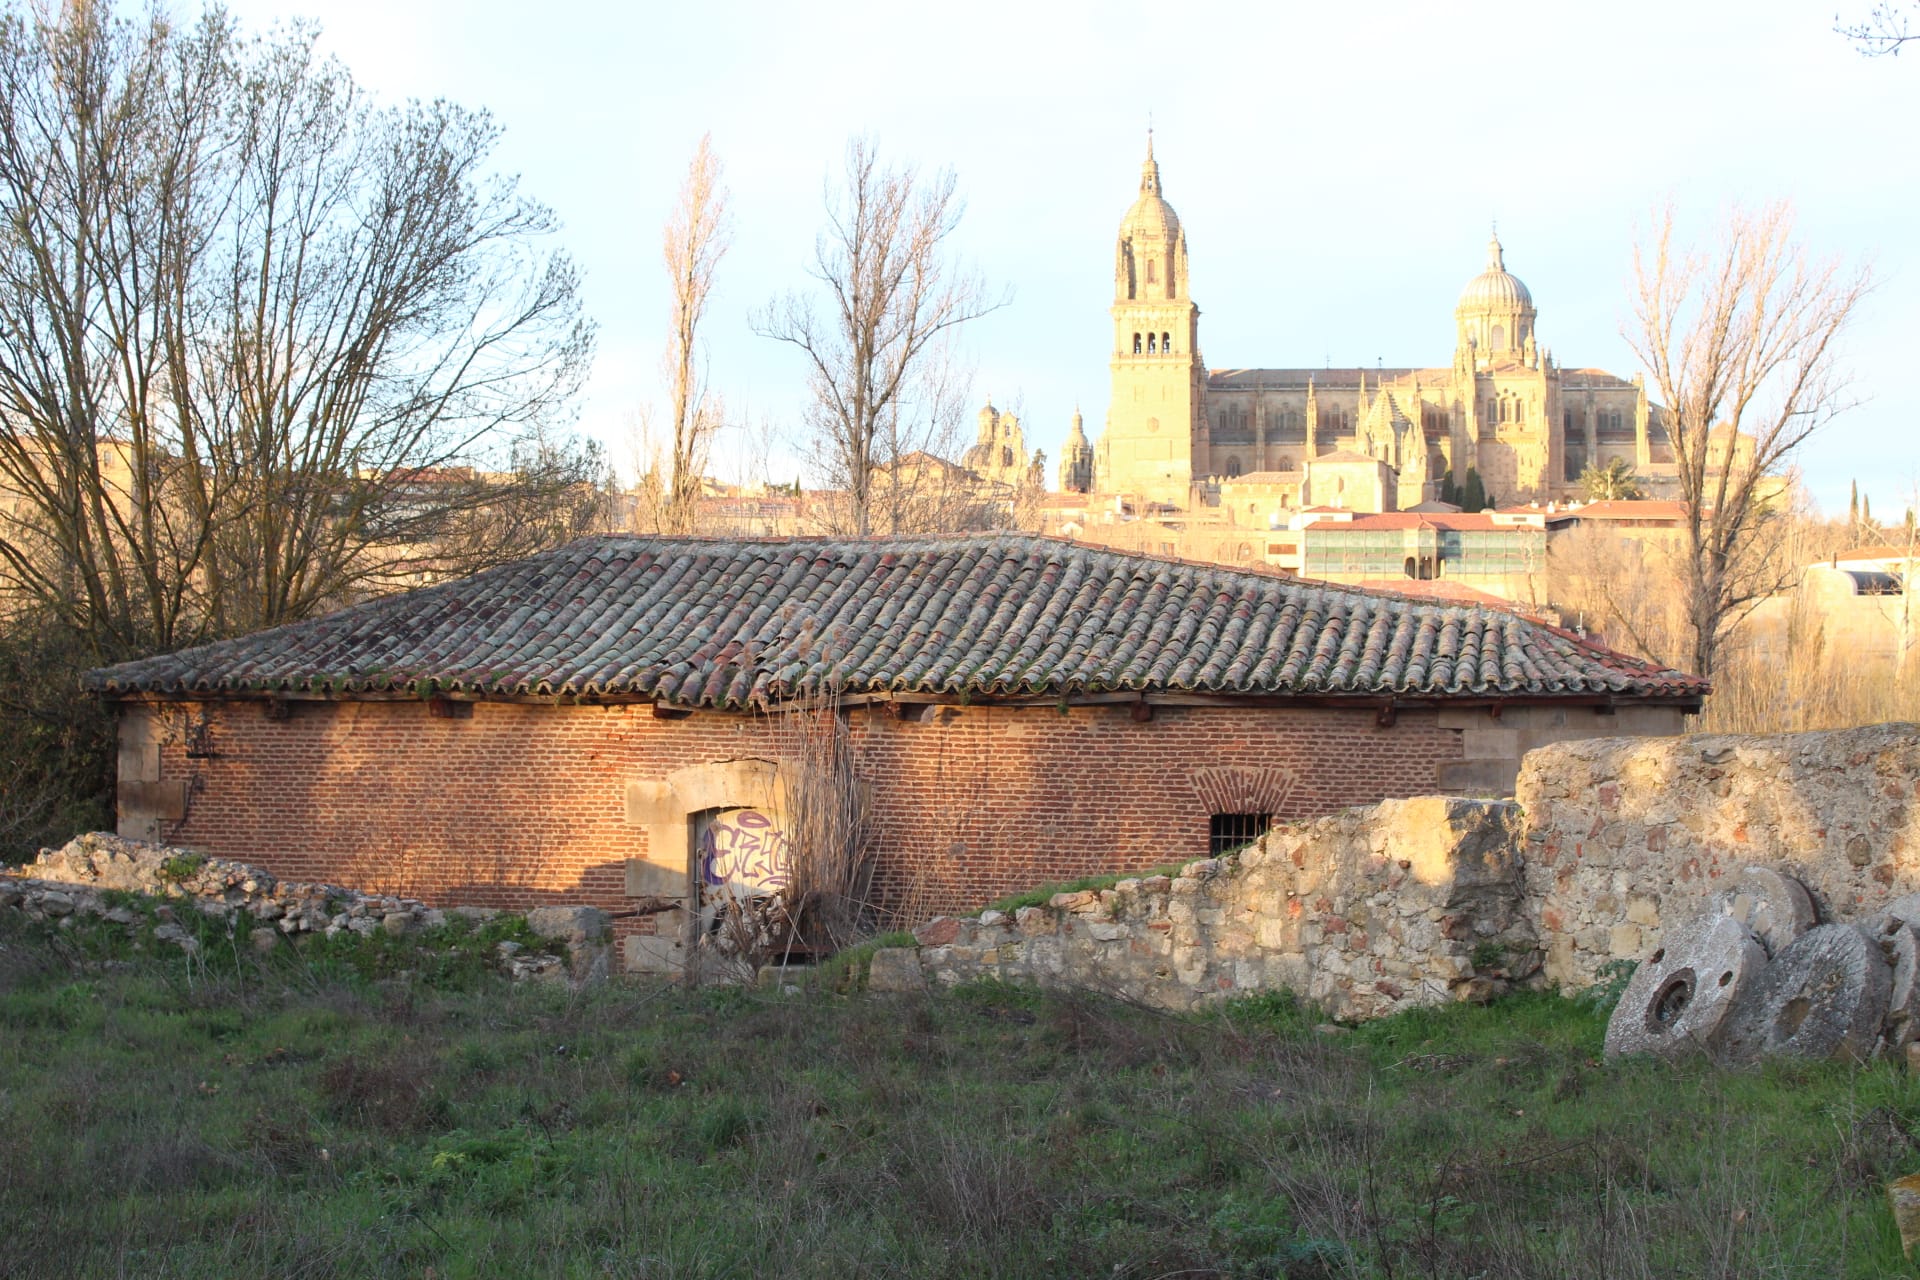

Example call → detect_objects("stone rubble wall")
875 724 1920 1020
1 832 612 983
1516 722 1920 988
882 796 1537 1020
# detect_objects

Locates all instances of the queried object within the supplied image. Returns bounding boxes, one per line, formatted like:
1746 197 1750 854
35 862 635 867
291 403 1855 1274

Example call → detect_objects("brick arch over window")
1188 764 1296 815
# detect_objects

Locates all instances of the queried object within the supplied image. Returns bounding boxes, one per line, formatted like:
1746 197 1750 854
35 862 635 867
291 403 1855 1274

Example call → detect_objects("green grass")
2 908 1917 1279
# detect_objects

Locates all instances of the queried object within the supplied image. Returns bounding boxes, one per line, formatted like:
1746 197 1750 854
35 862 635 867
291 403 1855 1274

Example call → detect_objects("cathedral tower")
1095 136 1207 505
1058 408 1094 493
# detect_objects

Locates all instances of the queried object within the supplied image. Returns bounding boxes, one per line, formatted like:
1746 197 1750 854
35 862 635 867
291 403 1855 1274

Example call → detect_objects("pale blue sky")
225 0 1917 516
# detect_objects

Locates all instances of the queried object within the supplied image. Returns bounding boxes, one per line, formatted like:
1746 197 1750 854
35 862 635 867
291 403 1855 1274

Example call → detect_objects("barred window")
1209 812 1272 856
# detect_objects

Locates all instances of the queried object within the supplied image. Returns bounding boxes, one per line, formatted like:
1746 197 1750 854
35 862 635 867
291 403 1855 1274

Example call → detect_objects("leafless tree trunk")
0 4 595 659
753 136 1004 536
1624 203 1871 677
661 133 730 536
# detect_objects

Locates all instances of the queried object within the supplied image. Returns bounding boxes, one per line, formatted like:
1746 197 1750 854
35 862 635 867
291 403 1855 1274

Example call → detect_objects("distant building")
1301 510 1548 603
962 400 1039 488
1088 137 1669 512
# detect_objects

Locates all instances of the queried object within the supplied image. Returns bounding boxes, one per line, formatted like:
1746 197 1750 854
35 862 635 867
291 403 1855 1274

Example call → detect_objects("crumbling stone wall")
878 796 1537 1019
1517 722 1920 988
2 832 613 983
877 724 1920 1019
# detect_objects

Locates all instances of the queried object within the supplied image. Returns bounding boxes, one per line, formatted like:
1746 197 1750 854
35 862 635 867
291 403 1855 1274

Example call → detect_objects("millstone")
1718 866 1816 957
1604 912 1767 1061
1879 920 1920 1050
1865 893 1920 936
1714 923 1892 1066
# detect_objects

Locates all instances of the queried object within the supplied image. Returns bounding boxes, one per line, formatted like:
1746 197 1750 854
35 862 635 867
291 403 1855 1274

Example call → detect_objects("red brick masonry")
140 698 1464 937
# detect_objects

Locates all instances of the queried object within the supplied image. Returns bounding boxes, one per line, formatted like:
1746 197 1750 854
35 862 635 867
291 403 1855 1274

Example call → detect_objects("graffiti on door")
698 807 792 897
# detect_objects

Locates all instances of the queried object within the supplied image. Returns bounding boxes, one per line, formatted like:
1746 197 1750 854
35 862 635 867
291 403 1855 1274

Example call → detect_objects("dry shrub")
118 1131 248 1193
773 703 878 953
895 1130 1050 1245
240 1109 323 1176
317 1052 449 1133
1698 623 1920 734
694 699 883 978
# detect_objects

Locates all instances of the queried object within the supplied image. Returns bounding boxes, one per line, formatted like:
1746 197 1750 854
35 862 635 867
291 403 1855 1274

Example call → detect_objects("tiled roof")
1835 544 1920 563
1547 500 1688 523
1326 513 1514 532
86 535 1707 708
1353 579 1527 610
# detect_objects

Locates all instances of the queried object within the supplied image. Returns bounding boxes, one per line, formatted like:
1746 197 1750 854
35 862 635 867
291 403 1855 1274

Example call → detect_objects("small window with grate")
1210 813 1271 856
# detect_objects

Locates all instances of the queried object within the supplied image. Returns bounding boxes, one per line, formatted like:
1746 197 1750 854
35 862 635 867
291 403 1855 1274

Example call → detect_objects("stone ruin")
1 831 612 984
1604 865 1920 1065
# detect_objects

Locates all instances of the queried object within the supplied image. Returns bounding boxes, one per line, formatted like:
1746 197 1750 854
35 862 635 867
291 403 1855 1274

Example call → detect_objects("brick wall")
127 698 1466 939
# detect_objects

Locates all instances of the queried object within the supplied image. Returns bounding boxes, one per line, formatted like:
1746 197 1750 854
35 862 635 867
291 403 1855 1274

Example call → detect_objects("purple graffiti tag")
700 808 792 895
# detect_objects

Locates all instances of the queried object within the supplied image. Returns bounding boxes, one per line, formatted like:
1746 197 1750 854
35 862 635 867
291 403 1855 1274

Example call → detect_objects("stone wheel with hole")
1604 912 1767 1061
1713 923 1892 1066
1718 866 1816 958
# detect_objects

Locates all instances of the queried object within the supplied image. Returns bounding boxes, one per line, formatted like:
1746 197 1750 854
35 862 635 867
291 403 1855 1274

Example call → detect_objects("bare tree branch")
1623 202 1872 677
752 136 1006 536
1837 3 1917 54
0 3 597 658
661 133 729 535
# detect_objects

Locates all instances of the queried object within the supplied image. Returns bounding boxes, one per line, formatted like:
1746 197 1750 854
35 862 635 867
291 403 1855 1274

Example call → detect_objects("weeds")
0 908 1915 1278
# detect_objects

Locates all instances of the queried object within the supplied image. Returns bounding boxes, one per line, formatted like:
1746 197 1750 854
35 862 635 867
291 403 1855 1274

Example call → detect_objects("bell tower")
1096 135 1207 505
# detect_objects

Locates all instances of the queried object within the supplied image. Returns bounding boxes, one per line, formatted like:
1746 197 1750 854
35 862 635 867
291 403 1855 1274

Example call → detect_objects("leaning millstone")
1605 912 1767 1060
1717 866 1817 957
1865 893 1920 936
1714 923 1892 1066
1879 921 1920 1050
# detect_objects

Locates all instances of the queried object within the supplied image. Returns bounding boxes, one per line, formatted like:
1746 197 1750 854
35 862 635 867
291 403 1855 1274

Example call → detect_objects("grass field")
3 909 1919 1279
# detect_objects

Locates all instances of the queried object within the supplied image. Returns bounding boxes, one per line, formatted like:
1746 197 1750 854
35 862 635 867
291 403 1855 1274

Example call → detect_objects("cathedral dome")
1117 137 1180 245
1456 232 1532 313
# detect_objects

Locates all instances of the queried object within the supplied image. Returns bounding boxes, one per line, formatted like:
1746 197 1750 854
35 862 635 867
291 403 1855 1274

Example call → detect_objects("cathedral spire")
1140 129 1160 195
1487 226 1505 272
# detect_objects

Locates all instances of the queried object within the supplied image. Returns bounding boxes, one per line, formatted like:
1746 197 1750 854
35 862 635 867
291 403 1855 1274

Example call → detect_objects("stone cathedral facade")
1080 140 1664 510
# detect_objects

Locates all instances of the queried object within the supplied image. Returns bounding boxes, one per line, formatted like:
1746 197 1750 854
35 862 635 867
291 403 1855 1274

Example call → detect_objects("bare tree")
1837 3 1917 54
1625 203 1871 677
754 136 1004 536
0 3 595 659
660 133 730 535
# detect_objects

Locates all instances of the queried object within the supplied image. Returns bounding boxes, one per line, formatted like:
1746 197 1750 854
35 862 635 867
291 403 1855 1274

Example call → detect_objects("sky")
223 0 1920 518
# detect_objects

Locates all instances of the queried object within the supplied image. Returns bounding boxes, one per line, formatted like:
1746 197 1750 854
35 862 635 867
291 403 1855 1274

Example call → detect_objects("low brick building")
87 535 1704 967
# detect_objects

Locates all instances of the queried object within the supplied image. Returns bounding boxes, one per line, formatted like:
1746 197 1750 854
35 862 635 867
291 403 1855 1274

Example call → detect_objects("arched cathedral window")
1148 333 1158 354
1146 259 1157 284
1133 333 1142 354
1162 332 1172 354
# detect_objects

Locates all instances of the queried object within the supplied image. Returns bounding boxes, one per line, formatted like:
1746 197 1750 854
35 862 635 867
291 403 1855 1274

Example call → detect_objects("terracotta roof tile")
86 535 1707 708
